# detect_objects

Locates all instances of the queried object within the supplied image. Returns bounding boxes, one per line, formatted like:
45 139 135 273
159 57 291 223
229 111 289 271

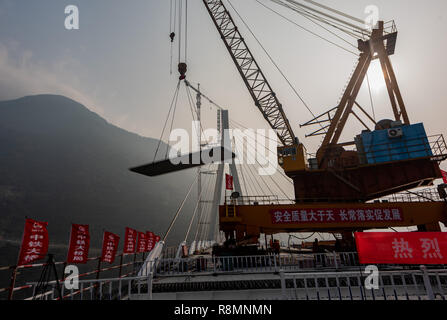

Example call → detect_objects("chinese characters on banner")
355 232 447 265
270 208 404 224
123 228 137 254
441 170 447 184
137 231 147 253
146 231 155 252
225 174 233 191
101 232 120 264
67 224 90 264
18 219 49 265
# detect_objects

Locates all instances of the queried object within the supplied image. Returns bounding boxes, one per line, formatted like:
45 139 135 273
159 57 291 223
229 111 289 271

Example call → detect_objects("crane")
202 0 310 175
200 0 447 249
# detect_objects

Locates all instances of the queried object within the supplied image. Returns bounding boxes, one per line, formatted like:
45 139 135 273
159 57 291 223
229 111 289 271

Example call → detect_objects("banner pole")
133 252 137 275
9 217 28 300
118 253 124 278
7 266 18 300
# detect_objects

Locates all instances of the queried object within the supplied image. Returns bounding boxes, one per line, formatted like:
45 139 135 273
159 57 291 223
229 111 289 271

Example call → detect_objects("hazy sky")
1 0 446 170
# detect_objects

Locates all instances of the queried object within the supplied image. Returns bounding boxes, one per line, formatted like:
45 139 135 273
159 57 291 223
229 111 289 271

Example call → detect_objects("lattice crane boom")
202 0 296 147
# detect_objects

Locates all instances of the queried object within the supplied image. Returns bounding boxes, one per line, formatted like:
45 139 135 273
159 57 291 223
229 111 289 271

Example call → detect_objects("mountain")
0 95 196 261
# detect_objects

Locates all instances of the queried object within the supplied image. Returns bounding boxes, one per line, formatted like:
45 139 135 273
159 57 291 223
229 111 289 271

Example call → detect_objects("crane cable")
183 79 295 189
163 172 199 242
257 0 358 55
256 0 358 52
194 169 216 243
227 0 319 125
169 0 177 74
232 132 293 201
153 81 181 163
261 0 378 128
302 0 365 25
280 0 370 37
365 73 376 121
184 164 213 242
231 123 288 198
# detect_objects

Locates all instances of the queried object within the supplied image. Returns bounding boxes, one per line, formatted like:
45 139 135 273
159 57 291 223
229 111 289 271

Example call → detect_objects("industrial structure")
4 0 447 302
198 0 447 249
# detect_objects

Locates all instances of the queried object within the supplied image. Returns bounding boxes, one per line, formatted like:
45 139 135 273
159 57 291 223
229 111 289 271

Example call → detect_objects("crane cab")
277 144 309 174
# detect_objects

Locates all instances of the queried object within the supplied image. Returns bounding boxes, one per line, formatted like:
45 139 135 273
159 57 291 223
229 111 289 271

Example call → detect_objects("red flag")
355 232 447 265
441 170 447 184
67 224 90 264
123 228 137 254
225 174 233 190
146 231 156 252
155 235 161 243
136 231 147 253
101 231 120 264
18 219 49 266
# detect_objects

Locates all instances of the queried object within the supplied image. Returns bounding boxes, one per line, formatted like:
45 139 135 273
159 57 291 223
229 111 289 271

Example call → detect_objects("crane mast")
202 0 296 147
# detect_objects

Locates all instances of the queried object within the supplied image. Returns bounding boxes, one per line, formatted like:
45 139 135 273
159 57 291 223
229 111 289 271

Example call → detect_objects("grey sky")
0 0 446 171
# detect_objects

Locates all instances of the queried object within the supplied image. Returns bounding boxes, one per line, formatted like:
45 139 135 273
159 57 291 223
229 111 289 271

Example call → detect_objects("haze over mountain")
0 95 196 257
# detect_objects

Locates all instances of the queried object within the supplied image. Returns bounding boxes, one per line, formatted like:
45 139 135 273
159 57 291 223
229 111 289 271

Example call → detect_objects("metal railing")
383 20 397 35
0 252 147 300
280 267 447 301
374 187 443 203
27 273 153 300
153 252 361 276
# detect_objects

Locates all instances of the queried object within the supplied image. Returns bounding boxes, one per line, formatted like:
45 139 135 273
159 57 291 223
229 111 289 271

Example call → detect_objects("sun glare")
367 60 386 93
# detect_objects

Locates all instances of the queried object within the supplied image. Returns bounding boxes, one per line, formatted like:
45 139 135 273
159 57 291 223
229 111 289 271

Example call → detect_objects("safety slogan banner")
101 231 120 264
137 231 147 253
67 224 90 264
355 232 447 265
123 227 138 254
18 219 49 266
271 208 404 224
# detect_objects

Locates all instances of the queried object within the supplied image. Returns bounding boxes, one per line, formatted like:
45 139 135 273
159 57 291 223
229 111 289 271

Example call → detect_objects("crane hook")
178 62 187 80
170 32 176 43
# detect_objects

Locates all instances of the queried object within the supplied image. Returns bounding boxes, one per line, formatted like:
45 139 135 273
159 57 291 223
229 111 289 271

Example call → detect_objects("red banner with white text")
18 219 49 266
225 174 233 190
146 231 156 252
270 207 403 225
101 231 120 263
137 231 147 253
355 232 447 265
123 227 137 254
67 224 90 264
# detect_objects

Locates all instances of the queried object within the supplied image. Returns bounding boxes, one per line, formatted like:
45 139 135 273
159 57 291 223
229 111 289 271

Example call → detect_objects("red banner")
225 174 233 190
67 224 90 264
270 207 403 225
18 219 49 266
155 235 161 243
355 232 447 265
146 231 156 252
137 231 147 253
101 232 120 263
123 228 137 254
441 170 447 184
